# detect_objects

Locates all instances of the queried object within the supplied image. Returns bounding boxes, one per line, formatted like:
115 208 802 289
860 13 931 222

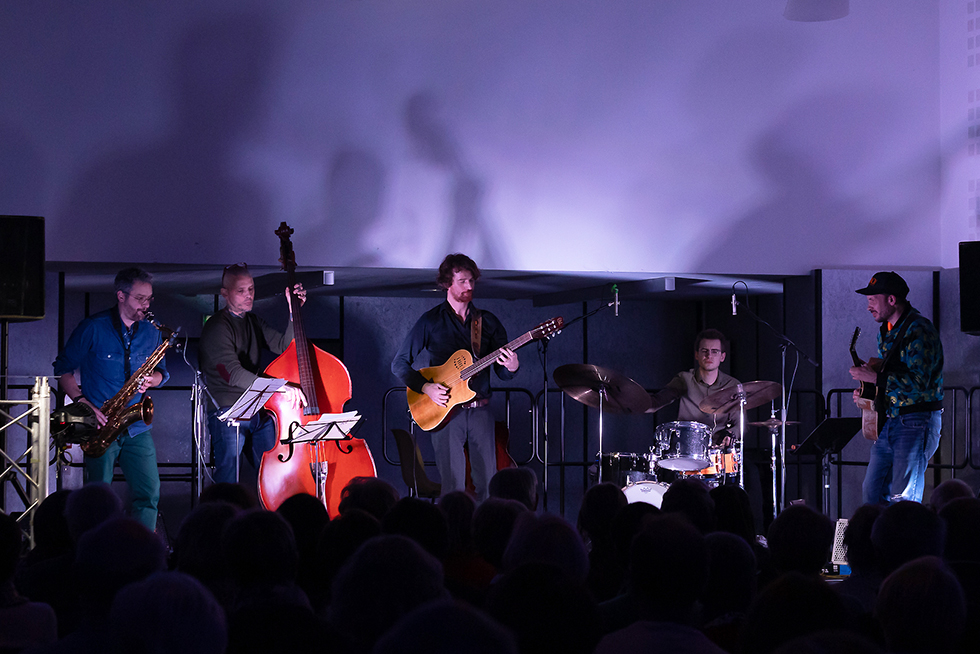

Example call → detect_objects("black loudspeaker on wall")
961 241 980 336
0 215 45 321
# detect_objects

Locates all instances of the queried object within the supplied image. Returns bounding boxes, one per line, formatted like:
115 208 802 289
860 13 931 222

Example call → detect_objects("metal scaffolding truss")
0 376 51 541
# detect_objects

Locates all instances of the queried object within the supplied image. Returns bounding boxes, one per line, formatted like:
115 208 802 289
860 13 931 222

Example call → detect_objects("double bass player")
198 263 307 485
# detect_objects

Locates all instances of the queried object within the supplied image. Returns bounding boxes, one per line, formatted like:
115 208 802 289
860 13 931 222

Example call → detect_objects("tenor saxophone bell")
80 397 154 458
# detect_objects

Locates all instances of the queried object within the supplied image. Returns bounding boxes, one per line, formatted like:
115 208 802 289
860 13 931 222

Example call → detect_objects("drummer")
648 329 740 445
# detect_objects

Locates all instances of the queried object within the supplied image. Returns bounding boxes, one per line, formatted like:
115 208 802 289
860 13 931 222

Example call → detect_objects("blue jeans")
433 406 495 502
83 427 160 532
862 410 942 505
208 408 278 484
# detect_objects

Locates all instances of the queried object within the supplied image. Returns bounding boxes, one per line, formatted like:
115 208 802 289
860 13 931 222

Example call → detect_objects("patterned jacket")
876 306 944 419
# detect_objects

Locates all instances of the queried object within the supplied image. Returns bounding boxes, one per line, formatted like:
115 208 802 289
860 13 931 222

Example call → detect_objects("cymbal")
553 364 652 414
647 396 675 414
698 381 782 415
748 418 801 429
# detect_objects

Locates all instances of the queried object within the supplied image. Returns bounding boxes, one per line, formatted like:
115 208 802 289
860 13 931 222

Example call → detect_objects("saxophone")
80 313 179 458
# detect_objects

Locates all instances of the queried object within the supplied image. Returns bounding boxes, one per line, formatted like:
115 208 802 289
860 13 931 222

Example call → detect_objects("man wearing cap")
849 271 943 504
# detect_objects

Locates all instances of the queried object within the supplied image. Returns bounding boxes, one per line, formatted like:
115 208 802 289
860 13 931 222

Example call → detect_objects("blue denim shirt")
53 307 169 436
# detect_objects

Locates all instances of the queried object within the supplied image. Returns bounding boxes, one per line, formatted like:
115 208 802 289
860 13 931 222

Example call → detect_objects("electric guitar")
407 317 563 431
849 326 880 441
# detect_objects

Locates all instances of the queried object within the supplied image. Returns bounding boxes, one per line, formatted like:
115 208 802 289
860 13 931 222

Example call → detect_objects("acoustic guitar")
849 326 880 441
408 317 563 431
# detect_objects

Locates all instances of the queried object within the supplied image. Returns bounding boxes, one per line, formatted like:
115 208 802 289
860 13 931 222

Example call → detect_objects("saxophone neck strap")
110 308 137 380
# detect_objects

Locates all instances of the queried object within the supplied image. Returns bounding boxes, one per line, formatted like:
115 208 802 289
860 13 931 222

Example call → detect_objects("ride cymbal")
698 380 782 415
553 364 652 414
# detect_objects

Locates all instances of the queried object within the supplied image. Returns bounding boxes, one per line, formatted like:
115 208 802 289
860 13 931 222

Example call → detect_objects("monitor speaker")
0 215 45 321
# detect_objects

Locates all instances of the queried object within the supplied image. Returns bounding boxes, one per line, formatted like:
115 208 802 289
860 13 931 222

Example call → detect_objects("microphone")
731 293 737 316
613 284 619 317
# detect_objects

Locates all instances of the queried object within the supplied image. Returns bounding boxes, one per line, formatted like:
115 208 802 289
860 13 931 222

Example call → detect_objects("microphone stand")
732 283 817 516
552 288 618 510
182 337 219 504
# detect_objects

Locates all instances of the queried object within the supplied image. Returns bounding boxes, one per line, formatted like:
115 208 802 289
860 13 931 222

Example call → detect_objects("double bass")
257 222 376 517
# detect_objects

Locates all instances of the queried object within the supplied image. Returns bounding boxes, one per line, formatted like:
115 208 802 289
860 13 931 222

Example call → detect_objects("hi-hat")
749 418 801 429
698 381 782 415
553 364 652 414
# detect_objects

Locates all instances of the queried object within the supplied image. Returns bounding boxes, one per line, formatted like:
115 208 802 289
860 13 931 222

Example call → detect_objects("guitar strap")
471 310 482 359
874 309 915 431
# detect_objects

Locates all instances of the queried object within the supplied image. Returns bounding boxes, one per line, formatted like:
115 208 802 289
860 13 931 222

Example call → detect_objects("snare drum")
655 421 712 471
681 448 739 479
622 481 670 507
599 452 654 487
709 448 739 476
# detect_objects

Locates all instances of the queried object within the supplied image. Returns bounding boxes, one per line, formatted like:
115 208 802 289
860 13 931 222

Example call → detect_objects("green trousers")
83 427 160 532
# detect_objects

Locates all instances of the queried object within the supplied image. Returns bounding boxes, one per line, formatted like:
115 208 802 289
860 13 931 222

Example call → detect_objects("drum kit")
553 363 783 508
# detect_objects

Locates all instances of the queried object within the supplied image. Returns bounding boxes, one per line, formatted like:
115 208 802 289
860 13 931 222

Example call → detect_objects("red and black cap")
855 271 909 298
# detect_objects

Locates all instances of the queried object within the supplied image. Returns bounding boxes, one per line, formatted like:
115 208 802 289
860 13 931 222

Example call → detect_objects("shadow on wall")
695 90 938 273
404 91 509 269
58 13 277 263
320 148 387 267
361 90 510 270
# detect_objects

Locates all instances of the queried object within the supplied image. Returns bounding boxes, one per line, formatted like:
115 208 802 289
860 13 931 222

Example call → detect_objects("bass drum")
622 481 670 508
599 452 655 487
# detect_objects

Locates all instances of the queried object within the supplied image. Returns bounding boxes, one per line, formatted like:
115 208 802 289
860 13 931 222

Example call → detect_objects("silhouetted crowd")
1 469 978 654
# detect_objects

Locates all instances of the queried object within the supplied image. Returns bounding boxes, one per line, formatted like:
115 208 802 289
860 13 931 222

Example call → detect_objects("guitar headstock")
532 317 564 340
850 326 861 351
275 222 296 274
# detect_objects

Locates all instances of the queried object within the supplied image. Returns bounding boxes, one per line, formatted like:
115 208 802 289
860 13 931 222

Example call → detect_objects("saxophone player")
53 267 169 532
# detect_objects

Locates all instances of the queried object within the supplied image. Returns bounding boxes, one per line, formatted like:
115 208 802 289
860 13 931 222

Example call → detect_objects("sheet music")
218 378 289 423
288 411 362 443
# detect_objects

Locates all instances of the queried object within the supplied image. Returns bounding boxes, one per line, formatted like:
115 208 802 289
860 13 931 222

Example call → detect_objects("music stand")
278 410 362 445
274 410 363 501
219 378 289 482
790 417 860 514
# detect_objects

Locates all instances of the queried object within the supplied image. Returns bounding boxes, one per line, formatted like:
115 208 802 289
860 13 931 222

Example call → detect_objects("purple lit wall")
0 1 949 274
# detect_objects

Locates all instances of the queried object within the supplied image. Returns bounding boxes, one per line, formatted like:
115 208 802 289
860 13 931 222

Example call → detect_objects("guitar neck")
461 330 535 381
849 327 865 367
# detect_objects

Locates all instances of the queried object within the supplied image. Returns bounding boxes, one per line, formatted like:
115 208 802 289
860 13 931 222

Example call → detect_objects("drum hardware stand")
553 362 651 489
765 405 780 521
730 282 818 516
736 384 747 489
597 385 606 482
779 344 788 512
550 289 643 496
